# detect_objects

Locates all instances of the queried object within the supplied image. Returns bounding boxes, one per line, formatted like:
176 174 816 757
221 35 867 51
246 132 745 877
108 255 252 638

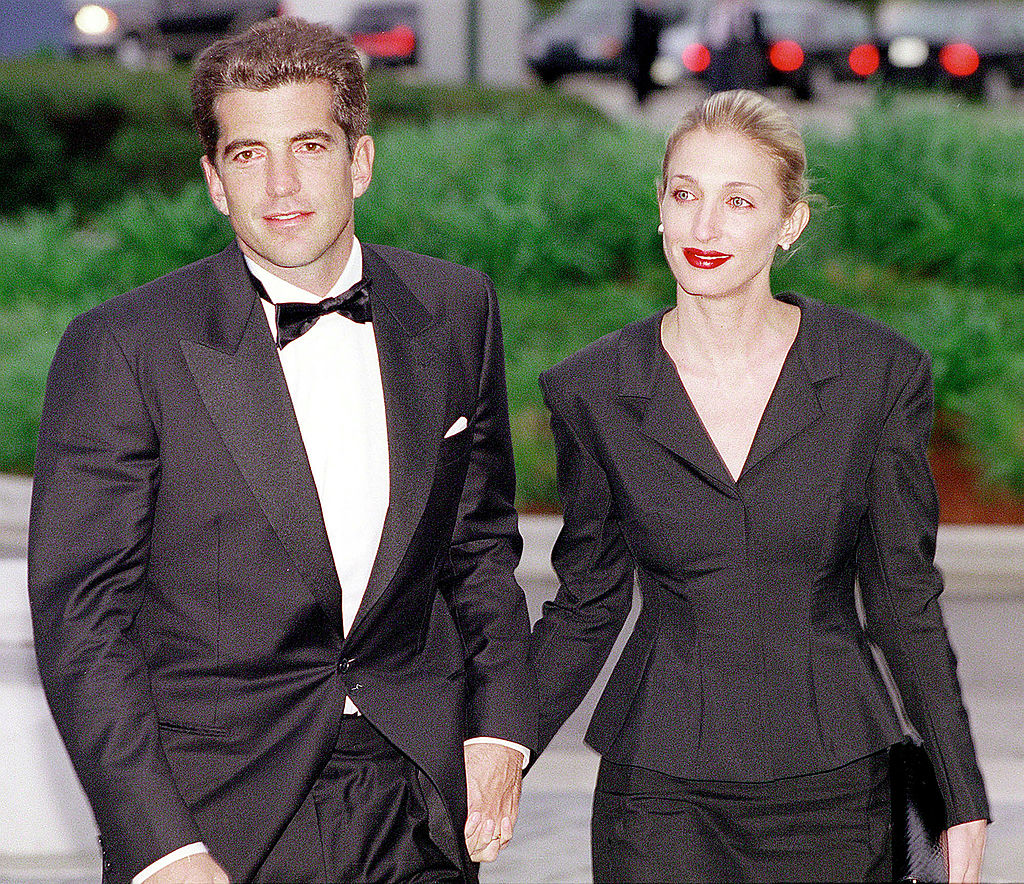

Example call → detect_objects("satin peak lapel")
180 255 343 627
350 247 446 634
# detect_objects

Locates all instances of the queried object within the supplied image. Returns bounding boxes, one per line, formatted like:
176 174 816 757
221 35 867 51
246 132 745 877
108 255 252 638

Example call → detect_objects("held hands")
463 743 523 863
144 853 229 884
943 819 987 884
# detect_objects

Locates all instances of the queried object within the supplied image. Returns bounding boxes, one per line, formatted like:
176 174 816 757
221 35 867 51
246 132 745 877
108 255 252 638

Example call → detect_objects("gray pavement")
2 475 1024 882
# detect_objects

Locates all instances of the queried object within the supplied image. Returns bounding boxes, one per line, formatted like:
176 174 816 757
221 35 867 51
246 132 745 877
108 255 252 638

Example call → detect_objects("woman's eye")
729 196 752 208
673 189 695 202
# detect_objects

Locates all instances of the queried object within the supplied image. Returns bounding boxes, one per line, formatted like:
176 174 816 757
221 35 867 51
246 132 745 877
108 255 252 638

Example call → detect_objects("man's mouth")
265 211 312 224
683 248 732 269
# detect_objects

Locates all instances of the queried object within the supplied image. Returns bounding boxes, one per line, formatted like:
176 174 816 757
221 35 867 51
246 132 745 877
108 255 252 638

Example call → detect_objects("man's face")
201 80 373 295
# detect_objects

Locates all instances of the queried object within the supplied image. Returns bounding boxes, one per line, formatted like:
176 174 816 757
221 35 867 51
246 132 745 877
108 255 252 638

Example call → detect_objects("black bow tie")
263 278 373 348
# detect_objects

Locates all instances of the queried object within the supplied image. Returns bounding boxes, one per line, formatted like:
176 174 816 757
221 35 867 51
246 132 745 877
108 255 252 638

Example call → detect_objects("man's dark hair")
191 16 368 159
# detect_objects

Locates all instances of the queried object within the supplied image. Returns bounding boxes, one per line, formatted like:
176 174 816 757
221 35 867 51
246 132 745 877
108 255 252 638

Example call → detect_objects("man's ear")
201 155 230 217
350 135 374 199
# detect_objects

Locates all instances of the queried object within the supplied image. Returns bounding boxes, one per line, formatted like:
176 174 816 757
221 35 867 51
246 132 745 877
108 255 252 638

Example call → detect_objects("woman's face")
659 127 807 303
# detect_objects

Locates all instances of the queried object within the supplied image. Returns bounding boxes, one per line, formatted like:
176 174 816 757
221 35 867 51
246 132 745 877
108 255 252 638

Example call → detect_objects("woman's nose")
692 200 721 242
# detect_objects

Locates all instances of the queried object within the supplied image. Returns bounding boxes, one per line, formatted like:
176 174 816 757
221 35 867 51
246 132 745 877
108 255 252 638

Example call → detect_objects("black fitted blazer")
28 241 536 883
531 292 988 826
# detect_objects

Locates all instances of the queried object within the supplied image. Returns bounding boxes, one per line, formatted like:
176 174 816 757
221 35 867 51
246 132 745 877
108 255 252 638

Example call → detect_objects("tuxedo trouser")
254 715 463 884
591 750 892 884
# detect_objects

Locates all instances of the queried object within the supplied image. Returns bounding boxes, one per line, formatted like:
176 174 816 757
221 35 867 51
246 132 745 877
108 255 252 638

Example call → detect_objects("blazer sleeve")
856 350 990 826
442 273 538 753
28 313 203 882
529 372 637 754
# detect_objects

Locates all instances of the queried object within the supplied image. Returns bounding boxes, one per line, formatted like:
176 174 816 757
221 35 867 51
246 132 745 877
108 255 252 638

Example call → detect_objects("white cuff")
464 736 530 769
132 843 209 884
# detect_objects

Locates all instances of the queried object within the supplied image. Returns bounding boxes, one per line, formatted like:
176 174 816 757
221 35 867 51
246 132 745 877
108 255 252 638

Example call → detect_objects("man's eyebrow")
221 138 263 157
293 129 336 143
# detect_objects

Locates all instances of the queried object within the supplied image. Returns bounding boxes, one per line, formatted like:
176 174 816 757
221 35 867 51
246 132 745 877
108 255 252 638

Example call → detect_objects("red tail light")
939 42 980 77
353 24 415 58
681 42 711 74
769 40 804 73
848 43 880 77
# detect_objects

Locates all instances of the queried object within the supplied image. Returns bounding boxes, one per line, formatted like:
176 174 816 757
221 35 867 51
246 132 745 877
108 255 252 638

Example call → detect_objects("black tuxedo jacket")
28 241 537 883
531 292 988 826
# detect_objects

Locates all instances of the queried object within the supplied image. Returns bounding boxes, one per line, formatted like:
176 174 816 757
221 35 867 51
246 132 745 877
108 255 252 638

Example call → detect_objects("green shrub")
0 59 200 215
806 102 1024 291
1 92 1022 506
0 59 607 218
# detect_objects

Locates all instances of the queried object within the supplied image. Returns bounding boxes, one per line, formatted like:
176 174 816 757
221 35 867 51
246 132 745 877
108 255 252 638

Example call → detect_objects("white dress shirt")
134 240 525 883
252 240 389 643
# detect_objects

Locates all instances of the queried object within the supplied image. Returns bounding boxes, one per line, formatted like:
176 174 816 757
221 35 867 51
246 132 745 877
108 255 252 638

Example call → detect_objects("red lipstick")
684 248 731 269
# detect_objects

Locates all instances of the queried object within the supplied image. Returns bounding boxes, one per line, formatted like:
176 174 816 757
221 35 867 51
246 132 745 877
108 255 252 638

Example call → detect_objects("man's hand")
943 818 987 884
144 853 230 884
463 743 523 863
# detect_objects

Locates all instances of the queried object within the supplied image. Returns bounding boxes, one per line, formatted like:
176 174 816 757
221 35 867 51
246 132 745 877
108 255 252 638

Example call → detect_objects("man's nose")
266 153 300 197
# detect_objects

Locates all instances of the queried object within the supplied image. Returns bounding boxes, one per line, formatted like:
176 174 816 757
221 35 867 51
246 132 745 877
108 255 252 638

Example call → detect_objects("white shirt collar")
244 237 364 305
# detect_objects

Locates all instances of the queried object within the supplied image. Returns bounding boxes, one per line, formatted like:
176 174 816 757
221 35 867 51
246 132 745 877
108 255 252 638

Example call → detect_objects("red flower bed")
931 443 1024 525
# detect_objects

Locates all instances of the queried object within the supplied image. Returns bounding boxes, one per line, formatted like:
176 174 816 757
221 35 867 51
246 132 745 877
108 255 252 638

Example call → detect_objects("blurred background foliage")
1 58 1021 507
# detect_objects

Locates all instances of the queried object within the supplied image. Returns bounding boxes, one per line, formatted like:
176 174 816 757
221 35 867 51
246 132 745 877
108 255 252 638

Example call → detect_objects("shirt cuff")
463 736 530 768
132 843 209 884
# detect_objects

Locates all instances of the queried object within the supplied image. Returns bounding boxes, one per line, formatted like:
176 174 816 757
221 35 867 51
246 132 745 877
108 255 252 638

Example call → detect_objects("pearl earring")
780 242 790 251
657 223 664 234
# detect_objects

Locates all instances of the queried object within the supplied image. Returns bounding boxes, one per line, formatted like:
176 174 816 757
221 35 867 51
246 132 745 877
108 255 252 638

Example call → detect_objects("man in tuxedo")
28 17 535 884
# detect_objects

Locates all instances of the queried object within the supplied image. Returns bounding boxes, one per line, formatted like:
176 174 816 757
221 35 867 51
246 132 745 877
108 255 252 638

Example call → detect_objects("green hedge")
0 58 605 218
808 100 1024 291
1 74 1021 505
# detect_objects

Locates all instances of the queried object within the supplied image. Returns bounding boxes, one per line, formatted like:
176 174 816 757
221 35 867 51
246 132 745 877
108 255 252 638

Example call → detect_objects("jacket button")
338 658 353 673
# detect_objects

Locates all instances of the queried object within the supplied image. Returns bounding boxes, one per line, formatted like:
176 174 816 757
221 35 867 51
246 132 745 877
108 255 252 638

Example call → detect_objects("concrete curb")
0 474 30 556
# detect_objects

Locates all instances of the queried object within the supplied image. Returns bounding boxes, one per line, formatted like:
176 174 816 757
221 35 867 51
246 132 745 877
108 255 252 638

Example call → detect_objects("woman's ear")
779 201 810 250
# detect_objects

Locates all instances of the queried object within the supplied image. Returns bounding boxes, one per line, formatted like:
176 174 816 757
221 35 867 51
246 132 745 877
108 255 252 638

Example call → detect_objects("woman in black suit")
531 90 989 882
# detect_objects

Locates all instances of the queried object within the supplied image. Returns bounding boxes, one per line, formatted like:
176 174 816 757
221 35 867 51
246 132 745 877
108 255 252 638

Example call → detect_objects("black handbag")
889 738 947 883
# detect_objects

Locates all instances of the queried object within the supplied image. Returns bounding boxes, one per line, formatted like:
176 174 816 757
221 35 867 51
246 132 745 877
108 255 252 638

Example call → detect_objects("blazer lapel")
350 246 447 632
621 313 737 495
180 244 344 627
741 293 839 478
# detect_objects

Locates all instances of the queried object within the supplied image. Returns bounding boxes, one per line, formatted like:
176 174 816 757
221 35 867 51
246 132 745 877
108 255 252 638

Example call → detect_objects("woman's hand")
943 818 987 883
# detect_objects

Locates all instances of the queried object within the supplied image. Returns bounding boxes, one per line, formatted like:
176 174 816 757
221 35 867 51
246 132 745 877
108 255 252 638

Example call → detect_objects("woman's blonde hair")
661 90 810 214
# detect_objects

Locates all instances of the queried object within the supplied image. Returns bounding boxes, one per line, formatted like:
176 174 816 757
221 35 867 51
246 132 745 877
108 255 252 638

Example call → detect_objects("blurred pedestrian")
706 0 768 92
530 89 989 883
28 16 535 884
622 0 664 104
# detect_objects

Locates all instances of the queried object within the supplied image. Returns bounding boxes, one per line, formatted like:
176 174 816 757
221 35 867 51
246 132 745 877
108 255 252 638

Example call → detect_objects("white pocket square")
444 416 469 438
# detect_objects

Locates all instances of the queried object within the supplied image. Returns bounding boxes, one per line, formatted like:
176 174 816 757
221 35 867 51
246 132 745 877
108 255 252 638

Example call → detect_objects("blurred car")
877 0 1024 100
65 0 280 63
65 0 414 67
155 0 279 60
346 1 417 67
524 0 696 86
65 0 162 67
655 0 879 100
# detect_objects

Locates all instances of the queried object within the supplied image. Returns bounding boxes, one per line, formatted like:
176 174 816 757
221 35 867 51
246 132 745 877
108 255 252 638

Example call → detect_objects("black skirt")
592 751 892 883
